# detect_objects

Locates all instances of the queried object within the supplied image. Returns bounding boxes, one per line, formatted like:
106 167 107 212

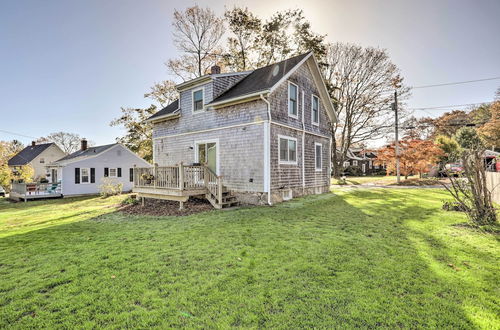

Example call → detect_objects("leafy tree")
110 105 156 163
223 7 261 71
443 128 497 226
0 140 26 189
167 6 225 80
323 42 411 176
144 80 178 107
435 135 461 164
477 100 500 149
13 165 34 183
376 139 442 179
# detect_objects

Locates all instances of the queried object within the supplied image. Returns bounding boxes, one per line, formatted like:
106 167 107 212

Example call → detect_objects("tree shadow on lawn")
0 190 496 328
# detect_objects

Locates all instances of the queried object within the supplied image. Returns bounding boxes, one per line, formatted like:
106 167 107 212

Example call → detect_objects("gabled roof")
209 53 310 105
8 143 55 166
146 51 337 123
52 143 118 165
146 99 179 122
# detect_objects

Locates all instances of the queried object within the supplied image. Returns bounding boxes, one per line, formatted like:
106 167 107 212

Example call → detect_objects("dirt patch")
120 197 214 217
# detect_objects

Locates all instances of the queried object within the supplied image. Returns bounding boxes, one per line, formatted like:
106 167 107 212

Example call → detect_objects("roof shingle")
8 143 54 166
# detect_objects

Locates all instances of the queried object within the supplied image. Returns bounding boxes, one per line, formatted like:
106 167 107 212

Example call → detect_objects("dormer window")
312 94 319 125
193 88 204 112
288 82 298 118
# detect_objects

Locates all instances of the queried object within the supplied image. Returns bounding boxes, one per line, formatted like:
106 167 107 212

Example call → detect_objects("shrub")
121 195 139 206
99 178 123 198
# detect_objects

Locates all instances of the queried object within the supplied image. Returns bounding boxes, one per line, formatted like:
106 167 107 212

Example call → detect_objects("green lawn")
0 191 498 328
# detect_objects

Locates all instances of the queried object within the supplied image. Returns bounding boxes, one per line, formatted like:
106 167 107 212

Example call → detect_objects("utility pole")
393 90 401 184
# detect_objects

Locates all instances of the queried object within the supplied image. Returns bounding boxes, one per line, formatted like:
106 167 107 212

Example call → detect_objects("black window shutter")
104 167 109 177
129 168 133 182
90 168 95 183
75 168 80 184
117 168 122 177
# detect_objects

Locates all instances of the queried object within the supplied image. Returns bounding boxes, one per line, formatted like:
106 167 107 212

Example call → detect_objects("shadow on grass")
0 190 495 328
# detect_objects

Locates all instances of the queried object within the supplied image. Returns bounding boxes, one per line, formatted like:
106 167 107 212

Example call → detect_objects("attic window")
39 158 45 164
288 82 298 118
193 88 204 112
312 95 320 125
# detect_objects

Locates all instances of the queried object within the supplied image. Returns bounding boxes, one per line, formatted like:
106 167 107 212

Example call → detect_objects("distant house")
46 140 150 196
340 149 382 175
8 141 66 181
136 52 337 208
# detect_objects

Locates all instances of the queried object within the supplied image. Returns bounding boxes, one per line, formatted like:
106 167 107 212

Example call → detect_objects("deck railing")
11 182 62 197
134 164 210 191
204 166 222 203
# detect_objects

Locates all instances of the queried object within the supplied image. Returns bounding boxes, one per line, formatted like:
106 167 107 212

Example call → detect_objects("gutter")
260 93 272 206
210 90 270 108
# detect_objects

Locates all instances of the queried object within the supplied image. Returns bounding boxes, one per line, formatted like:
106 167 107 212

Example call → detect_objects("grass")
332 175 447 186
0 190 499 328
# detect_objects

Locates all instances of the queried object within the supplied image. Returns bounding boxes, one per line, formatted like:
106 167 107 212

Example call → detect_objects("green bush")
99 178 123 198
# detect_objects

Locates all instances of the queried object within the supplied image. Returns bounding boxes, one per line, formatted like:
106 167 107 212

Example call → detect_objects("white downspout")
260 93 272 206
301 90 305 193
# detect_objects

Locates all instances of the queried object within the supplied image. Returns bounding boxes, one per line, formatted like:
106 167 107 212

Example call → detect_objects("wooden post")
154 163 158 189
141 196 144 207
179 162 184 191
203 165 208 189
179 201 184 211
133 165 136 186
217 176 222 204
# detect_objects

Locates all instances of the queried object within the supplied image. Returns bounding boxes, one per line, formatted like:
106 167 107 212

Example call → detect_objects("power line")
412 76 500 89
409 101 493 111
0 129 36 139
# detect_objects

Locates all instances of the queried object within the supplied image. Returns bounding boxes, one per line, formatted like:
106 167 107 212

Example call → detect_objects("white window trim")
353 160 358 166
81 168 90 184
343 161 350 167
314 142 323 171
311 94 320 126
287 81 299 119
108 168 118 178
194 138 220 175
278 134 298 165
192 87 205 113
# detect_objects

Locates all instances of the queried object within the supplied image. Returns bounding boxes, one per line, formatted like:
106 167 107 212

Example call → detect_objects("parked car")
440 163 464 177
0 186 5 197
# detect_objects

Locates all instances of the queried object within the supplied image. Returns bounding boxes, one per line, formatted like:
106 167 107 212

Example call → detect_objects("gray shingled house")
133 52 336 208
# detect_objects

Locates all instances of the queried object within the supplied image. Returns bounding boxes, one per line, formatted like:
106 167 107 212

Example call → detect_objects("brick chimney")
210 65 221 75
81 139 88 151
31 141 36 147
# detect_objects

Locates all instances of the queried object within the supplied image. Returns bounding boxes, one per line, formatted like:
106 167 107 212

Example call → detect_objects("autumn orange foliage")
375 139 444 178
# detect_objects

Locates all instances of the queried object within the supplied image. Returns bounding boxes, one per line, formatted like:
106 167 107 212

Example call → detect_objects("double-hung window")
81 168 90 184
109 168 117 177
343 161 350 167
315 143 322 171
311 95 319 125
279 136 297 164
288 82 298 118
193 88 204 112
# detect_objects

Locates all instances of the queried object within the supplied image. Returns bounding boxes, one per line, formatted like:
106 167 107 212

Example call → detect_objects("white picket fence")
486 172 500 204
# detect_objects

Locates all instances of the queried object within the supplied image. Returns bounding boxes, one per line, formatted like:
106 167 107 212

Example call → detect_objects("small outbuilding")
47 139 150 196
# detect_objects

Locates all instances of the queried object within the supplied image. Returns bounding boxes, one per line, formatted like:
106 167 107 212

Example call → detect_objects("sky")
1 0 499 146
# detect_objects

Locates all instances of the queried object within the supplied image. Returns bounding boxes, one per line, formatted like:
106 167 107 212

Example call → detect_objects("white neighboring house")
7 141 66 181
47 140 151 196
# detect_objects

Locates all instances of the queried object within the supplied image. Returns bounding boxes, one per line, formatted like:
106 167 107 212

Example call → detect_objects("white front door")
362 163 366 173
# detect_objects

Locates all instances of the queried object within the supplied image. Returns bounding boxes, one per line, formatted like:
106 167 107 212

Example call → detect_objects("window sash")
312 95 319 124
109 168 117 177
81 168 90 183
279 137 297 163
193 89 204 111
288 83 298 116
315 144 322 170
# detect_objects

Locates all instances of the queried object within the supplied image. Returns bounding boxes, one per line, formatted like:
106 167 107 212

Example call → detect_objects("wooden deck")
133 164 237 209
9 182 62 202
